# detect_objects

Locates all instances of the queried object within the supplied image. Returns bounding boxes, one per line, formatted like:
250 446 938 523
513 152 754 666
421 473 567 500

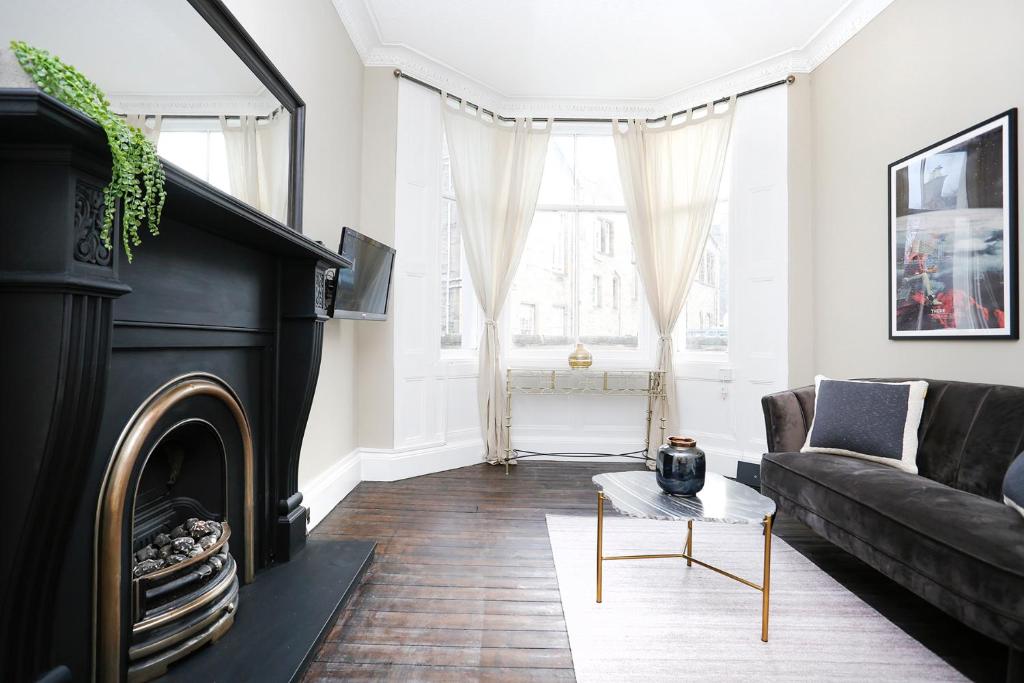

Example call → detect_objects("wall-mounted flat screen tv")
330 227 395 321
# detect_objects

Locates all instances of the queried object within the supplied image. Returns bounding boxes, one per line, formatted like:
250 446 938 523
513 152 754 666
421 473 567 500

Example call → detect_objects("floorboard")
307 462 1005 682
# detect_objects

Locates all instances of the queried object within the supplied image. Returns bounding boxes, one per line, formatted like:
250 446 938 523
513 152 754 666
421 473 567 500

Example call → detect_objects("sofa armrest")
761 385 816 453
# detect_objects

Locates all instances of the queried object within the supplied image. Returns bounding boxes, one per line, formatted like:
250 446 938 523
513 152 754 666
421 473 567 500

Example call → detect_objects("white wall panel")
729 87 789 464
394 80 446 449
393 80 482 456
674 86 789 474
445 373 480 441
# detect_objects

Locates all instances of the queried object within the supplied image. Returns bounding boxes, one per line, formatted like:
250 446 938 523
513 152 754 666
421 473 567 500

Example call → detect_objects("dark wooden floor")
305 461 1005 682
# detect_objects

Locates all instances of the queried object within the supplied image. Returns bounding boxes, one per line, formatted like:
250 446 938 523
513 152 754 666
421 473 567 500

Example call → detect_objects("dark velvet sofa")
760 378 1024 680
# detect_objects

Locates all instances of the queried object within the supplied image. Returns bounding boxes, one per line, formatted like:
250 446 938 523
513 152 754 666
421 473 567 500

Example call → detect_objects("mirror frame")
187 0 305 232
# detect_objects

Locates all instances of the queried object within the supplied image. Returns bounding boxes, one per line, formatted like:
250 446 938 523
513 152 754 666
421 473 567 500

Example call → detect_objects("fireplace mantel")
0 89 349 681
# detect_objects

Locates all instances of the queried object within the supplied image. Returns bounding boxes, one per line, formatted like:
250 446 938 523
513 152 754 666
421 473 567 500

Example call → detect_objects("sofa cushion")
800 376 927 472
1005 453 1024 519
762 451 1024 635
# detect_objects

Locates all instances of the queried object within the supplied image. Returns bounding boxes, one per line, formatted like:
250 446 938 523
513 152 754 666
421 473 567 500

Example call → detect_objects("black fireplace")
0 87 349 680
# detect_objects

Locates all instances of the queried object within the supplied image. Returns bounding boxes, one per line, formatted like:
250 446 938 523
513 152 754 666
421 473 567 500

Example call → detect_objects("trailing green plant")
10 40 165 261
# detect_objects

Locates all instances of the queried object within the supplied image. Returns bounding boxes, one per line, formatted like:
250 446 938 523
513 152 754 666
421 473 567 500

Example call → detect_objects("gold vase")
568 342 593 369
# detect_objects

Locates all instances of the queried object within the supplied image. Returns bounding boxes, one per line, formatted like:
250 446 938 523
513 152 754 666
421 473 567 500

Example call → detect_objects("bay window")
438 126 731 365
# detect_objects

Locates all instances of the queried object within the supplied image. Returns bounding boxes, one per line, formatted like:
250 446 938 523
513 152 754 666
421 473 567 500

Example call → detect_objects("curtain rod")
393 69 795 124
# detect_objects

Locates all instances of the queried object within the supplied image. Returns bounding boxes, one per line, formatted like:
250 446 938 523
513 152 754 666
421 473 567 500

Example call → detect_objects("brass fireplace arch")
94 373 255 682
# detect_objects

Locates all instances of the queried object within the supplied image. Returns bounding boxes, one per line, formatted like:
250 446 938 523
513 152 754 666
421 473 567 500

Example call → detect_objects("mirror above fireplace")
0 0 305 229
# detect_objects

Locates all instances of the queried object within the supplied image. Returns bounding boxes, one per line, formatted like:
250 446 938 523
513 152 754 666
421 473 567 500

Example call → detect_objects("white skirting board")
361 438 485 482
302 439 486 531
302 448 362 531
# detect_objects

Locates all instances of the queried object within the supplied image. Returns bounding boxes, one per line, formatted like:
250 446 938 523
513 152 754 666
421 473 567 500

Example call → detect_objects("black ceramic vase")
656 436 706 496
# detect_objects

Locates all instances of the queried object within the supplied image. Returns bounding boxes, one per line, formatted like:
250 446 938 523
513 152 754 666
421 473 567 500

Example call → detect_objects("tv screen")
331 227 395 320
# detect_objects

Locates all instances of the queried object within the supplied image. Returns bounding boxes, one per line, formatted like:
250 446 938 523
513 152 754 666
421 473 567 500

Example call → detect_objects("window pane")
440 132 454 196
157 131 209 181
509 211 574 348
537 136 574 205
440 198 462 348
682 197 729 353
438 131 480 355
207 132 231 194
575 135 623 206
578 212 639 347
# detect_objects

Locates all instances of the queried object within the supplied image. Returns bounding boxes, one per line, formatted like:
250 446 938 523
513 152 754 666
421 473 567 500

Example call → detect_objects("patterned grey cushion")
801 376 928 473
1005 453 1024 519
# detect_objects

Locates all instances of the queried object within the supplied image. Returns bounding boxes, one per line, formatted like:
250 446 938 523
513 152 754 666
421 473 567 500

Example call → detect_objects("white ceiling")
335 0 894 117
1 0 278 115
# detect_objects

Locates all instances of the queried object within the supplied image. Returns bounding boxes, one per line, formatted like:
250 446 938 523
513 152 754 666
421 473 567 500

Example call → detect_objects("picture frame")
888 109 1018 340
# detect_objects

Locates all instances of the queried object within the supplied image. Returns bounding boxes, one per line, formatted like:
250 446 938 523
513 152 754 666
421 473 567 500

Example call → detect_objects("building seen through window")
680 161 731 353
508 132 640 350
440 134 467 349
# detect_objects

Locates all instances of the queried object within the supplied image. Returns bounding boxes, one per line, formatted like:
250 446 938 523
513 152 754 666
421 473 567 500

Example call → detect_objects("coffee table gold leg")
761 513 773 642
685 520 693 567
596 492 604 603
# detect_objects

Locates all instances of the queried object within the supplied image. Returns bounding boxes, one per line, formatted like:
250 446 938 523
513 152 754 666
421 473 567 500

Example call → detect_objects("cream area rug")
546 514 965 682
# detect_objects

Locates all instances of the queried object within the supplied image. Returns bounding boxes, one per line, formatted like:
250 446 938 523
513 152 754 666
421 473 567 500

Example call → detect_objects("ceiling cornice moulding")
333 0 894 118
109 90 281 116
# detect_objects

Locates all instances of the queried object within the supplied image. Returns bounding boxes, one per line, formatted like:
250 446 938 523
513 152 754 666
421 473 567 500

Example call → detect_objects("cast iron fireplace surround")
0 11 349 675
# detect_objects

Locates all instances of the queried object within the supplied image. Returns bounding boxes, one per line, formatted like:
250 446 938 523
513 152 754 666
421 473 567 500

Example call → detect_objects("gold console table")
502 369 668 474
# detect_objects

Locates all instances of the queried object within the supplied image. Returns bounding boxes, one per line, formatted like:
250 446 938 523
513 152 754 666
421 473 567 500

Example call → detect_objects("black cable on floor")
511 448 650 461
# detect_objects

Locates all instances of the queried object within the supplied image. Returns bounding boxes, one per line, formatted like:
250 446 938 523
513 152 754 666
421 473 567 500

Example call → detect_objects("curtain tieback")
484 320 498 329
658 335 673 343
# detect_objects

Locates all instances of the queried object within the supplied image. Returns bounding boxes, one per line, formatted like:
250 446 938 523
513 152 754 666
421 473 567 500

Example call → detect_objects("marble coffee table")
592 470 777 641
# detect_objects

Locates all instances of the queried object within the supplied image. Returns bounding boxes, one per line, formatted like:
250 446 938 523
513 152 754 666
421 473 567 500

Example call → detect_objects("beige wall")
787 75 815 387
355 68 400 449
810 0 1024 385
223 0 364 487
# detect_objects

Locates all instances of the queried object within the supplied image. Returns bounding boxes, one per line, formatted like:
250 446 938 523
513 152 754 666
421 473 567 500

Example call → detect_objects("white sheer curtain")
441 98 551 464
613 98 735 451
221 114 261 209
221 113 289 223
126 114 162 143
255 112 289 223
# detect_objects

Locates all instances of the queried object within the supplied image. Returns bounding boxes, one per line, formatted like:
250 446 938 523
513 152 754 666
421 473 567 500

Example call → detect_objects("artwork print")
889 110 1018 339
